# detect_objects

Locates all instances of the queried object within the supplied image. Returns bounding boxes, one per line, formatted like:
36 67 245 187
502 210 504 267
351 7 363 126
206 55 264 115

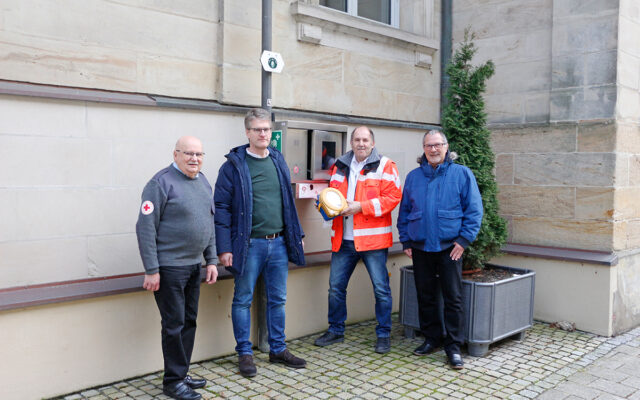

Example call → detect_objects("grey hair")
418 129 458 163
244 108 272 129
350 126 375 142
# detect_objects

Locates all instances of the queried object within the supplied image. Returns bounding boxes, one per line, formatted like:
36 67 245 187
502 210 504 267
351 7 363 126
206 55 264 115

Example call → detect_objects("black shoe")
413 340 440 356
163 381 202 400
314 331 344 347
269 349 307 368
238 354 257 377
447 352 464 369
375 337 391 354
184 375 206 389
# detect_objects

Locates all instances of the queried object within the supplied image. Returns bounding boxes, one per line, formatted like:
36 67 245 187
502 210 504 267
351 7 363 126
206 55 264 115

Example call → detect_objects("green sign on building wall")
271 130 282 151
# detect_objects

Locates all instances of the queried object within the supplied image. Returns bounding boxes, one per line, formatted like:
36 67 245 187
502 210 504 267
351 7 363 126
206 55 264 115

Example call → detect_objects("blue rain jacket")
397 153 483 252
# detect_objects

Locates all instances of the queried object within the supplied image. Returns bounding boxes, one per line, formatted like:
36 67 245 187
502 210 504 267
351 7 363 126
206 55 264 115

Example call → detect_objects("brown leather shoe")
238 354 257 377
269 349 307 368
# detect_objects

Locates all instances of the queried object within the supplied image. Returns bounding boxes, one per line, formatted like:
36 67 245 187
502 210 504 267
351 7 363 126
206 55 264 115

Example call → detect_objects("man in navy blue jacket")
397 130 483 370
214 108 306 378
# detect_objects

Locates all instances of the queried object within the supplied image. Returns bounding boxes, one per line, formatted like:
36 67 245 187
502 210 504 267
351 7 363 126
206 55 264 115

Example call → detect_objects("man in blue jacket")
397 130 483 370
214 108 306 378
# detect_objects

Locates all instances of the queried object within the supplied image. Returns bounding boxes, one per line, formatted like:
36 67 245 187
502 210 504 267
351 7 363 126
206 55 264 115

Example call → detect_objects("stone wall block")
0 32 137 92
283 46 344 82
485 93 524 124
486 60 551 95
395 93 439 124
619 14 640 58
575 187 615 220
222 0 261 28
525 92 551 123
553 0 619 18
136 56 218 100
490 125 576 153
498 185 574 218
585 50 617 86
3 0 217 62
583 85 617 120
552 15 618 56
616 153 630 187
219 67 261 106
346 85 396 121
550 88 582 121
551 55 584 89
495 154 514 184
511 216 613 251
614 221 640 250
222 23 261 67
343 52 433 95
109 0 219 22
577 121 616 152
618 87 640 121
618 51 640 90
286 75 351 115
620 0 640 24
614 187 640 220
453 0 552 40
514 153 615 186
630 155 640 186
0 96 86 138
0 238 88 288
617 123 640 154
473 29 551 66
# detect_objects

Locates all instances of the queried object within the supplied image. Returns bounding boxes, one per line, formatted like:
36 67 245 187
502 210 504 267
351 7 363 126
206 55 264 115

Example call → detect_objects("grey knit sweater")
136 165 217 274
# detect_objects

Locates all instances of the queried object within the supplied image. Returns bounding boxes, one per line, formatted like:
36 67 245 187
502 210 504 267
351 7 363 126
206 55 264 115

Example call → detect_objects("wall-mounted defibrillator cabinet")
275 120 348 199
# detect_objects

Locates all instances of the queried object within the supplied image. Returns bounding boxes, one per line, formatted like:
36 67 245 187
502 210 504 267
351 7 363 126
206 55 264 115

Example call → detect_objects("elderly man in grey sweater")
136 136 218 400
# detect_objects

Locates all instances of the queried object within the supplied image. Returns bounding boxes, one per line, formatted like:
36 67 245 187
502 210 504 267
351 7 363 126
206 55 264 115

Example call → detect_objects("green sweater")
246 153 284 237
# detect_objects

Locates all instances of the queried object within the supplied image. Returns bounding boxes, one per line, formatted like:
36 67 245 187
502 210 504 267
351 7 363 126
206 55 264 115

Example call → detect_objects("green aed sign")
270 130 282 152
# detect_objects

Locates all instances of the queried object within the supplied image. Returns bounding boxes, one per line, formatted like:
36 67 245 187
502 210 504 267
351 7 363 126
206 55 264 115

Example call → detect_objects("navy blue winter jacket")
397 153 483 252
214 144 305 277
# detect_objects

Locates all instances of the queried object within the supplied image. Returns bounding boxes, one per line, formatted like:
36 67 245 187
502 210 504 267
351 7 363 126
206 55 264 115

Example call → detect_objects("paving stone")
55 317 640 400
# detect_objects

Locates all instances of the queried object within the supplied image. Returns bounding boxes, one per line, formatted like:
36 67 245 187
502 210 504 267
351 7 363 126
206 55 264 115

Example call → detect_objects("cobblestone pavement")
56 316 640 399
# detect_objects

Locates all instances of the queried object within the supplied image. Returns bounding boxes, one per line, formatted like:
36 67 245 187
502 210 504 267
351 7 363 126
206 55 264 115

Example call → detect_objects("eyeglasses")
176 150 205 158
248 127 272 133
423 143 447 150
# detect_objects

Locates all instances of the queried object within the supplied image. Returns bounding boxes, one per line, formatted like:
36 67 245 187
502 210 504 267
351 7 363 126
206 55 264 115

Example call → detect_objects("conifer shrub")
443 29 508 270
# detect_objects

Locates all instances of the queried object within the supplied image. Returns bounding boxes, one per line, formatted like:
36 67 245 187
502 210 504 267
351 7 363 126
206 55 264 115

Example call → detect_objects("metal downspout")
257 0 272 353
440 0 452 119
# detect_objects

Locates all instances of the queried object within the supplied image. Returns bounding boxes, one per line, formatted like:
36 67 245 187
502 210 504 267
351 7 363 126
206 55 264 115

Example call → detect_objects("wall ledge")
0 244 404 312
502 243 618 266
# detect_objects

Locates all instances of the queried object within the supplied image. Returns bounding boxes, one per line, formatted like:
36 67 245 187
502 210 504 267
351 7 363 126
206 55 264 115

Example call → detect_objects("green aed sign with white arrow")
270 130 282 152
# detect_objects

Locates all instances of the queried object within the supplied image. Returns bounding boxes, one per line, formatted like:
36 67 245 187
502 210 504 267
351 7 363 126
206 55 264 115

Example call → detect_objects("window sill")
290 1 438 68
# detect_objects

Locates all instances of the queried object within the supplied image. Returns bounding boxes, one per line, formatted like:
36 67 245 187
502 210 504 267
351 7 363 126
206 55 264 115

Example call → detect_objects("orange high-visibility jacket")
329 148 402 252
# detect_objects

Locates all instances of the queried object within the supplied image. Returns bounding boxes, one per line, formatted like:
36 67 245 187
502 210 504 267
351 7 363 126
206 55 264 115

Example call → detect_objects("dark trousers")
154 264 201 386
412 247 464 353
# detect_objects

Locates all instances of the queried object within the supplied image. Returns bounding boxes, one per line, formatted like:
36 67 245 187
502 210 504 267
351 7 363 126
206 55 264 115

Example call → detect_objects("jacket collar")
225 144 285 163
420 151 453 176
335 147 382 172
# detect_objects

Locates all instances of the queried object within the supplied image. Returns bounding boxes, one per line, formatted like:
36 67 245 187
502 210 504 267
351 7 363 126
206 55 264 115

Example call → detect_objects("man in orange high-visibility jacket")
314 126 401 354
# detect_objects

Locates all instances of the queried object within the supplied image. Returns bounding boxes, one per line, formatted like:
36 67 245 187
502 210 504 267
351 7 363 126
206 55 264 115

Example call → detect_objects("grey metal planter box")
399 264 536 357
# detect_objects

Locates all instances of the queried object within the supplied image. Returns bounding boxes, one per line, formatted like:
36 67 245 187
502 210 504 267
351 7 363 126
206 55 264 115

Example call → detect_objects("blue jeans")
328 240 392 337
232 236 289 355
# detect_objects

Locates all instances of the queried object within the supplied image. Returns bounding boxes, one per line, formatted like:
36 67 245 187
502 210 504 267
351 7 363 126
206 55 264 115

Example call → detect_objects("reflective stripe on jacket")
329 148 401 252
